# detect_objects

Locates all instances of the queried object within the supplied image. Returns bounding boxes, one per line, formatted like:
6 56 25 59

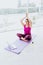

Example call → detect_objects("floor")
0 13 43 65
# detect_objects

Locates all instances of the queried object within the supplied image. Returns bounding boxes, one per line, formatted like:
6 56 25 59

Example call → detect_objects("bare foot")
21 37 28 42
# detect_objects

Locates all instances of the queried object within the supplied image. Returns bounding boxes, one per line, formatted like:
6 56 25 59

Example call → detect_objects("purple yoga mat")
5 34 36 54
5 40 31 54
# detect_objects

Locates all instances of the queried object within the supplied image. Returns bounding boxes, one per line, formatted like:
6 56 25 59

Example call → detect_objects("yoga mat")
5 40 30 54
5 34 36 54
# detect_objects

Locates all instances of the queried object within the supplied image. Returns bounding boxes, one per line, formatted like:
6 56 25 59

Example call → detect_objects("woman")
17 13 32 42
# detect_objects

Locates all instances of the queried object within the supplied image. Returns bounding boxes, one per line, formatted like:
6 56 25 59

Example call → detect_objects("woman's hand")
26 13 28 19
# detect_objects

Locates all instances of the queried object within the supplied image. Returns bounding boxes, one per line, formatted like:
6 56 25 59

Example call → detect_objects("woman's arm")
21 16 26 26
21 13 29 26
29 20 32 27
26 13 32 27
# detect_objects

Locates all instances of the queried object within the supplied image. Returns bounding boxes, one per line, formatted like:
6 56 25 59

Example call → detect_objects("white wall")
0 0 41 9
0 0 18 9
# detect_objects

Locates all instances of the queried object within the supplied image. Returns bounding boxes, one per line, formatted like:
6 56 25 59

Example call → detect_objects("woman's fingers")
26 13 28 19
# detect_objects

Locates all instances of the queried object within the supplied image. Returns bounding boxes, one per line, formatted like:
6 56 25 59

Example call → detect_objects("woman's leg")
17 33 31 42
17 33 25 39
25 35 32 41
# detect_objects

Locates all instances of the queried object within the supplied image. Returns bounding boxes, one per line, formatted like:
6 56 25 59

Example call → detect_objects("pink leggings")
17 33 31 41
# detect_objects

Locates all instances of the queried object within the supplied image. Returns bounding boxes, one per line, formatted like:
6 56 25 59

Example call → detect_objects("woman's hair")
26 19 29 23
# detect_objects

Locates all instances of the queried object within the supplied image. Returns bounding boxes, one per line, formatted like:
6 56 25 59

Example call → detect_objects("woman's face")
25 19 29 25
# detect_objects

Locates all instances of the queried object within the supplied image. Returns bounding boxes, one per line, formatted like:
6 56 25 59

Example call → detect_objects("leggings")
17 33 31 41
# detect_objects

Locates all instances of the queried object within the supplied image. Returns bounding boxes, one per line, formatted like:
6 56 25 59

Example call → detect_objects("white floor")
0 13 43 65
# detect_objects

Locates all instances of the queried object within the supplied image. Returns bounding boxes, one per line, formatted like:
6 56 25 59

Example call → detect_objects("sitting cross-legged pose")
17 13 32 42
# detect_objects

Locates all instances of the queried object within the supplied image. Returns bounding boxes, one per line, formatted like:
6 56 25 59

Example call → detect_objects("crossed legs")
17 33 31 42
